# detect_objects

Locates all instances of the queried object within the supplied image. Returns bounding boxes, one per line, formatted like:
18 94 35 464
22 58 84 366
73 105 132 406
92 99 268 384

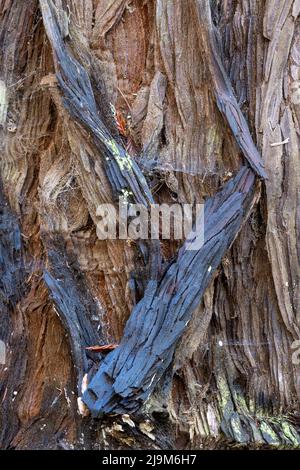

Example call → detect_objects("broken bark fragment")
86 344 118 353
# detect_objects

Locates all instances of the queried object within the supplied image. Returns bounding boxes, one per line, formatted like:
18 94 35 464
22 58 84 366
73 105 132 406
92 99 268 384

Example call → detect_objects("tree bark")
0 0 299 449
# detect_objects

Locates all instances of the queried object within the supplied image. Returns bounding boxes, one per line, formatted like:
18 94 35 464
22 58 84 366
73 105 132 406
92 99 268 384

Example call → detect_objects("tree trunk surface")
0 0 299 450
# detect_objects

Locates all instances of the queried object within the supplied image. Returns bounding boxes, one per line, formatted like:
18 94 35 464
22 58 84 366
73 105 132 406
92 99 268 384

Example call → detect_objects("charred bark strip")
194 1 267 180
44 238 104 392
0 185 26 310
40 0 161 279
0 184 27 446
40 0 162 283
40 0 154 207
83 167 258 416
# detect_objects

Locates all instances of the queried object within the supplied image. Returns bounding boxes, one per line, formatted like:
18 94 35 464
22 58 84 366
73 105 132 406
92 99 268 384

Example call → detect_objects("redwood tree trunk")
0 0 299 450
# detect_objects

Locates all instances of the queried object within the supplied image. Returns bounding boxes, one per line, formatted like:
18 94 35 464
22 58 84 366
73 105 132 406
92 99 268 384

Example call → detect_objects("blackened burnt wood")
83 167 258 416
0 185 27 445
44 239 104 393
0 184 26 372
194 1 267 180
40 0 154 207
40 0 162 282
0 185 26 311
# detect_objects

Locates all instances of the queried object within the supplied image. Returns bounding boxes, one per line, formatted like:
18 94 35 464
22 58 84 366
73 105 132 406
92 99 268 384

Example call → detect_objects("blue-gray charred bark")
44 237 105 393
40 0 154 208
83 167 258 416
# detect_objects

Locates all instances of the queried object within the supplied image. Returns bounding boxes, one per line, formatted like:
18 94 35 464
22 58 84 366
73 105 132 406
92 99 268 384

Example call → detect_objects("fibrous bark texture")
0 0 299 450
